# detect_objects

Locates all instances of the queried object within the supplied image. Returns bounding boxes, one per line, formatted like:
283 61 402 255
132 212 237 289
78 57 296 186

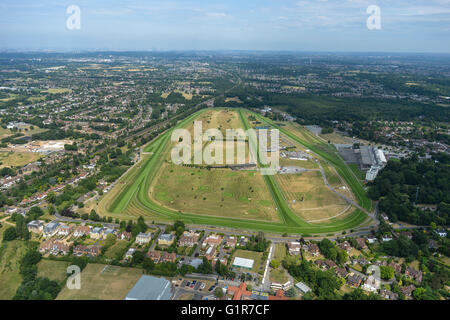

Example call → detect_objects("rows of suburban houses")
27 220 245 266
286 237 426 300
27 219 440 300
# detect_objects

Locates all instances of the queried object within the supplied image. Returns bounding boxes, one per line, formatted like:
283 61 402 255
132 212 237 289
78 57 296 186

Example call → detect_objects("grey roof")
360 146 376 166
159 233 174 240
44 221 60 232
125 275 173 300
295 282 312 293
91 227 103 233
190 258 203 268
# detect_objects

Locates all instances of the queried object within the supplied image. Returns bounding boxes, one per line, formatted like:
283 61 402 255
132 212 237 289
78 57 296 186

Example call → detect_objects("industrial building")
125 275 173 300
336 144 387 182
232 257 254 270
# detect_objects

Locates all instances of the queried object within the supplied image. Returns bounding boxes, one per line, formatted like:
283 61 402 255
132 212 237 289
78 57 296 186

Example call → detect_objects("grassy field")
319 132 354 144
269 267 289 284
348 163 366 181
104 240 130 260
151 163 279 221
232 249 264 273
37 259 70 283
0 223 6 245
276 171 351 222
0 151 42 168
145 109 274 221
57 264 144 300
0 127 12 139
94 108 371 235
273 243 287 261
0 240 28 299
43 88 72 94
261 114 374 213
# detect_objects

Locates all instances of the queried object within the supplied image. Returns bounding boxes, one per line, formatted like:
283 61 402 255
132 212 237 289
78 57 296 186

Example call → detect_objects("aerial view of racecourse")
0 0 448 313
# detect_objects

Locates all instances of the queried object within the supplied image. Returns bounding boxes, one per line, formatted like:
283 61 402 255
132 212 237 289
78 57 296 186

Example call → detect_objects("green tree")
270 259 280 269
214 287 224 298
3 227 17 241
380 266 395 280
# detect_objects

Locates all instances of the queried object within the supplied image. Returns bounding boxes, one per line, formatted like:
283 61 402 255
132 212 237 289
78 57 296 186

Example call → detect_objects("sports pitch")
95 108 373 234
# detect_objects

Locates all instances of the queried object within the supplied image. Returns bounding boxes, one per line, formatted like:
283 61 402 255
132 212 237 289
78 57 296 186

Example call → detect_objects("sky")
0 0 449 53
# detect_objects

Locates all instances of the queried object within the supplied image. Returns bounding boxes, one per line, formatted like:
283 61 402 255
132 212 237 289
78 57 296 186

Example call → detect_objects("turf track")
102 108 370 234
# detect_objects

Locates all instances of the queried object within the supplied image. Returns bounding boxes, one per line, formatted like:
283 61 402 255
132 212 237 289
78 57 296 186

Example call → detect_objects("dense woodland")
368 154 450 226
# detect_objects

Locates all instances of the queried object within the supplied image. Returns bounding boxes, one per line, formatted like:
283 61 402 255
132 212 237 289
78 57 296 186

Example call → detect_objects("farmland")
95 108 372 235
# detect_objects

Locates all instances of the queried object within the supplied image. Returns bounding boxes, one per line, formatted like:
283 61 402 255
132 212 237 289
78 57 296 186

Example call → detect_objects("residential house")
73 225 91 237
238 236 249 247
204 245 217 261
401 285 416 298
118 231 132 241
225 236 237 248
287 241 301 255
147 250 161 263
352 258 369 266
366 237 377 244
90 227 104 240
178 231 200 247
388 261 402 274
400 231 413 240
435 229 447 237
335 267 349 278
125 248 136 260
405 267 423 283
158 233 174 246
39 240 71 256
103 228 117 238
428 240 439 250
57 225 73 237
362 275 380 293
136 232 153 245
347 274 363 287
337 241 351 253
43 221 60 237
161 252 177 263
27 220 44 233
303 242 320 256
73 244 102 257
203 234 222 247
356 238 367 249
315 259 337 270
380 289 399 300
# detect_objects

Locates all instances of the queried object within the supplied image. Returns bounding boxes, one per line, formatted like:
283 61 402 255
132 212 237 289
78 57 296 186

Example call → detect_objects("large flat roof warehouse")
232 257 254 270
295 281 312 294
125 275 173 300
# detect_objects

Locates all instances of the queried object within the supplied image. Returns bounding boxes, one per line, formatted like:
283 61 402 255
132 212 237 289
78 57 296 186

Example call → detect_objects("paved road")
261 244 274 291
53 205 119 229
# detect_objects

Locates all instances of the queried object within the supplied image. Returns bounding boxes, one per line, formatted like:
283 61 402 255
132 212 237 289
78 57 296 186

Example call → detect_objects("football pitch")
95 108 372 235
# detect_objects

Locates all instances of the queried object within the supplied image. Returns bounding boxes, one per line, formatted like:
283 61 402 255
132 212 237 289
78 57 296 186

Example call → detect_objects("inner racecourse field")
95 108 372 235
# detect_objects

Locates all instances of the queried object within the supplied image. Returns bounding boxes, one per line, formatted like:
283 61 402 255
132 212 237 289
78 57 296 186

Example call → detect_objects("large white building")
232 257 254 270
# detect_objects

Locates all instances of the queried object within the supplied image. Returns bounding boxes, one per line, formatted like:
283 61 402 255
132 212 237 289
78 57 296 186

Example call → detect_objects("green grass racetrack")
104 108 372 235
